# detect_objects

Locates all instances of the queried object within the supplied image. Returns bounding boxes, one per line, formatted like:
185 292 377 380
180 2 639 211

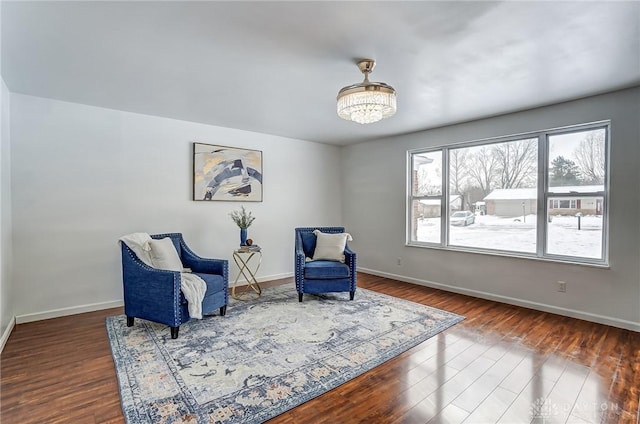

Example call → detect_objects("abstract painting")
193 142 263 202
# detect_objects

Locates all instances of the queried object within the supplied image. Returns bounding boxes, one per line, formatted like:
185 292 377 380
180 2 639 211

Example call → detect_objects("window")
551 199 577 209
408 122 609 265
546 128 606 260
411 151 442 244
447 138 537 253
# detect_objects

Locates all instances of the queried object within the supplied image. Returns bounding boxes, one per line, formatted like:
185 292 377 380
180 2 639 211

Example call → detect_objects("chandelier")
337 59 397 124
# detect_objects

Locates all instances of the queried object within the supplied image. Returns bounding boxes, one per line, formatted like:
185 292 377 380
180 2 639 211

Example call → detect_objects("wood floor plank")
462 386 519 423
451 348 526 413
1 273 638 424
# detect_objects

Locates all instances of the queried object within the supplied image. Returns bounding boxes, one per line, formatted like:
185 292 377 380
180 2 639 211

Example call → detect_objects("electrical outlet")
557 281 567 293
397 257 402 266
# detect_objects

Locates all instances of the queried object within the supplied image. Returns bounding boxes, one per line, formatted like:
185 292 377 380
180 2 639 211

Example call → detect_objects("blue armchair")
121 233 228 339
295 227 356 302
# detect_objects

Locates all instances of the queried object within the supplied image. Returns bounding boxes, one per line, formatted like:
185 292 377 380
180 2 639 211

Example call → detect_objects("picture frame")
193 142 263 202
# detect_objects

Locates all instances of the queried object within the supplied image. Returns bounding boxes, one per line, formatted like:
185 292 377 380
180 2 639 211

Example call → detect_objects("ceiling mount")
357 59 376 75
336 59 397 125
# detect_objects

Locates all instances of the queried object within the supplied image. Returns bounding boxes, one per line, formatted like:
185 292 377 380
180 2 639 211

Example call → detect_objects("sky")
548 129 605 163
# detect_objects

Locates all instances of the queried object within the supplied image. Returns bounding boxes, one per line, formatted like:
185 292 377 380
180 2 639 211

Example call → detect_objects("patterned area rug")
107 285 464 423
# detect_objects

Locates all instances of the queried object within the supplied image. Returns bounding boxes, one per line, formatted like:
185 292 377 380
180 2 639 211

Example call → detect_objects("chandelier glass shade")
337 59 397 124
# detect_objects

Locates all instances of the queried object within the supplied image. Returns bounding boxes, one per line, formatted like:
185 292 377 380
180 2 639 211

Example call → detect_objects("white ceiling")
3 1 639 145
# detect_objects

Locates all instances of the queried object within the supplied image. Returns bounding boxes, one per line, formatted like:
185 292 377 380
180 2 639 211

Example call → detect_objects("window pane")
547 129 605 260
448 211 537 253
448 139 537 253
412 151 442 196
548 129 605 194
547 196 603 259
412 199 441 243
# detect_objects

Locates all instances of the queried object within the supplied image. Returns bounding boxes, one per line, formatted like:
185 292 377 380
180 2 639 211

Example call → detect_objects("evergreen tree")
550 156 580 186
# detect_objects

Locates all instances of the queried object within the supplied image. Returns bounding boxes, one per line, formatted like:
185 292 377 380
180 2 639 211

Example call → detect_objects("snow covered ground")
417 214 603 258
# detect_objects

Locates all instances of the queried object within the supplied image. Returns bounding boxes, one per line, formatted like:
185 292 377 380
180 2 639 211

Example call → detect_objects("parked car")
450 211 475 226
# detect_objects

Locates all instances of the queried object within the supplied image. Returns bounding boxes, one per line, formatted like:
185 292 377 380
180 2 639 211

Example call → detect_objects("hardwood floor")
1 273 639 423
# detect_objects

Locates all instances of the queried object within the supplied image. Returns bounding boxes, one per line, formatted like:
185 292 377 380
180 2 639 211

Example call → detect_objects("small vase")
240 228 248 246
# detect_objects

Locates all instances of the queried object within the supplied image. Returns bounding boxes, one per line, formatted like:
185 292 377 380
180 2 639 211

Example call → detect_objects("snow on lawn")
417 214 602 258
547 215 602 258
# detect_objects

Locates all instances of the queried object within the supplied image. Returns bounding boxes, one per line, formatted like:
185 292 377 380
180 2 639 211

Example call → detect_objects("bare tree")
467 146 498 197
449 149 469 209
493 138 537 189
449 149 468 195
415 165 441 196
573 130 605 184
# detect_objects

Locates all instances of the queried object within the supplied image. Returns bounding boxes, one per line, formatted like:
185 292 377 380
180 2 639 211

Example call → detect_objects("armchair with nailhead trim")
294 227 356 302
120 233 228 339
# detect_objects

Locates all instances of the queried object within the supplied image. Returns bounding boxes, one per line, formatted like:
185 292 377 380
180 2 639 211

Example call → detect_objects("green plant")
229 206 255 229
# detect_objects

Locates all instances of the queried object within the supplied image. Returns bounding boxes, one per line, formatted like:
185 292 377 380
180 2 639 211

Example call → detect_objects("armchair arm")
295 245 306 261
184 255 227 276
344 245 356 267
121 245 182 327
295 233 307 289
295 249 306 267
344 244 357 292
179 241 226 276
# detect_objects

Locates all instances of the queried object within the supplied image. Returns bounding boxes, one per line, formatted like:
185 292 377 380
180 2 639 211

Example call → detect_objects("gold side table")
231 249 262 300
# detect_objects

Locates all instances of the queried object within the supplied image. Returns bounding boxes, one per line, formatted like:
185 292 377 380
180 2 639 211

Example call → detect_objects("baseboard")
359 267 640 332
14 273 294 324
15 300 124 324
0 316 15 354
231 272 293 287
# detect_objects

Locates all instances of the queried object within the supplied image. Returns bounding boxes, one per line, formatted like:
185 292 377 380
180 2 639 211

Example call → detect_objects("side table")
231 249 262 300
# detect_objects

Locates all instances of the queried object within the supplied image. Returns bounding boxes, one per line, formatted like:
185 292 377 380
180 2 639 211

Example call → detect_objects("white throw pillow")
148 238 183 271
312 230 353 263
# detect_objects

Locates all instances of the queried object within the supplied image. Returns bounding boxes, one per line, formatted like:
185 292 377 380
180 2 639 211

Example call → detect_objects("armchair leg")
350 291 355 300
170 326 179 339
220 305 227 316
298 293 303 302
126 316 134 327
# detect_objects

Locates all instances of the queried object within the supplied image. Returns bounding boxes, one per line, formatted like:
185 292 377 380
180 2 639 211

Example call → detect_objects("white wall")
343 87 640 330
7 88 640 330
0 0 15 347
1 78 14 341
10 94 342 321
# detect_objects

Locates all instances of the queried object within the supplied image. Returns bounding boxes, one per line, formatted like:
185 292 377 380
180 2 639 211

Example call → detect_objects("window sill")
405 242 610 269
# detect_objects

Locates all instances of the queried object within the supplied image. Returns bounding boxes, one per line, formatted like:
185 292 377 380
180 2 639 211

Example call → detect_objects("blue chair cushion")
300 232 317 257
194 273 226 294
179 273 225 306
304 260 350 279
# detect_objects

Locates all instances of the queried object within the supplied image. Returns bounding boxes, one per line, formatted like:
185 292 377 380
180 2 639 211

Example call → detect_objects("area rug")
106 285 464 423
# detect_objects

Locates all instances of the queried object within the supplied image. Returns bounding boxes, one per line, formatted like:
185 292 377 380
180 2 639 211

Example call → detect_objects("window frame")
407 121 610 266
551 199 577 209
408 151 445 246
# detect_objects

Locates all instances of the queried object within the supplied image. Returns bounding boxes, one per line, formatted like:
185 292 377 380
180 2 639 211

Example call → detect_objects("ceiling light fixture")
337 59 397 124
